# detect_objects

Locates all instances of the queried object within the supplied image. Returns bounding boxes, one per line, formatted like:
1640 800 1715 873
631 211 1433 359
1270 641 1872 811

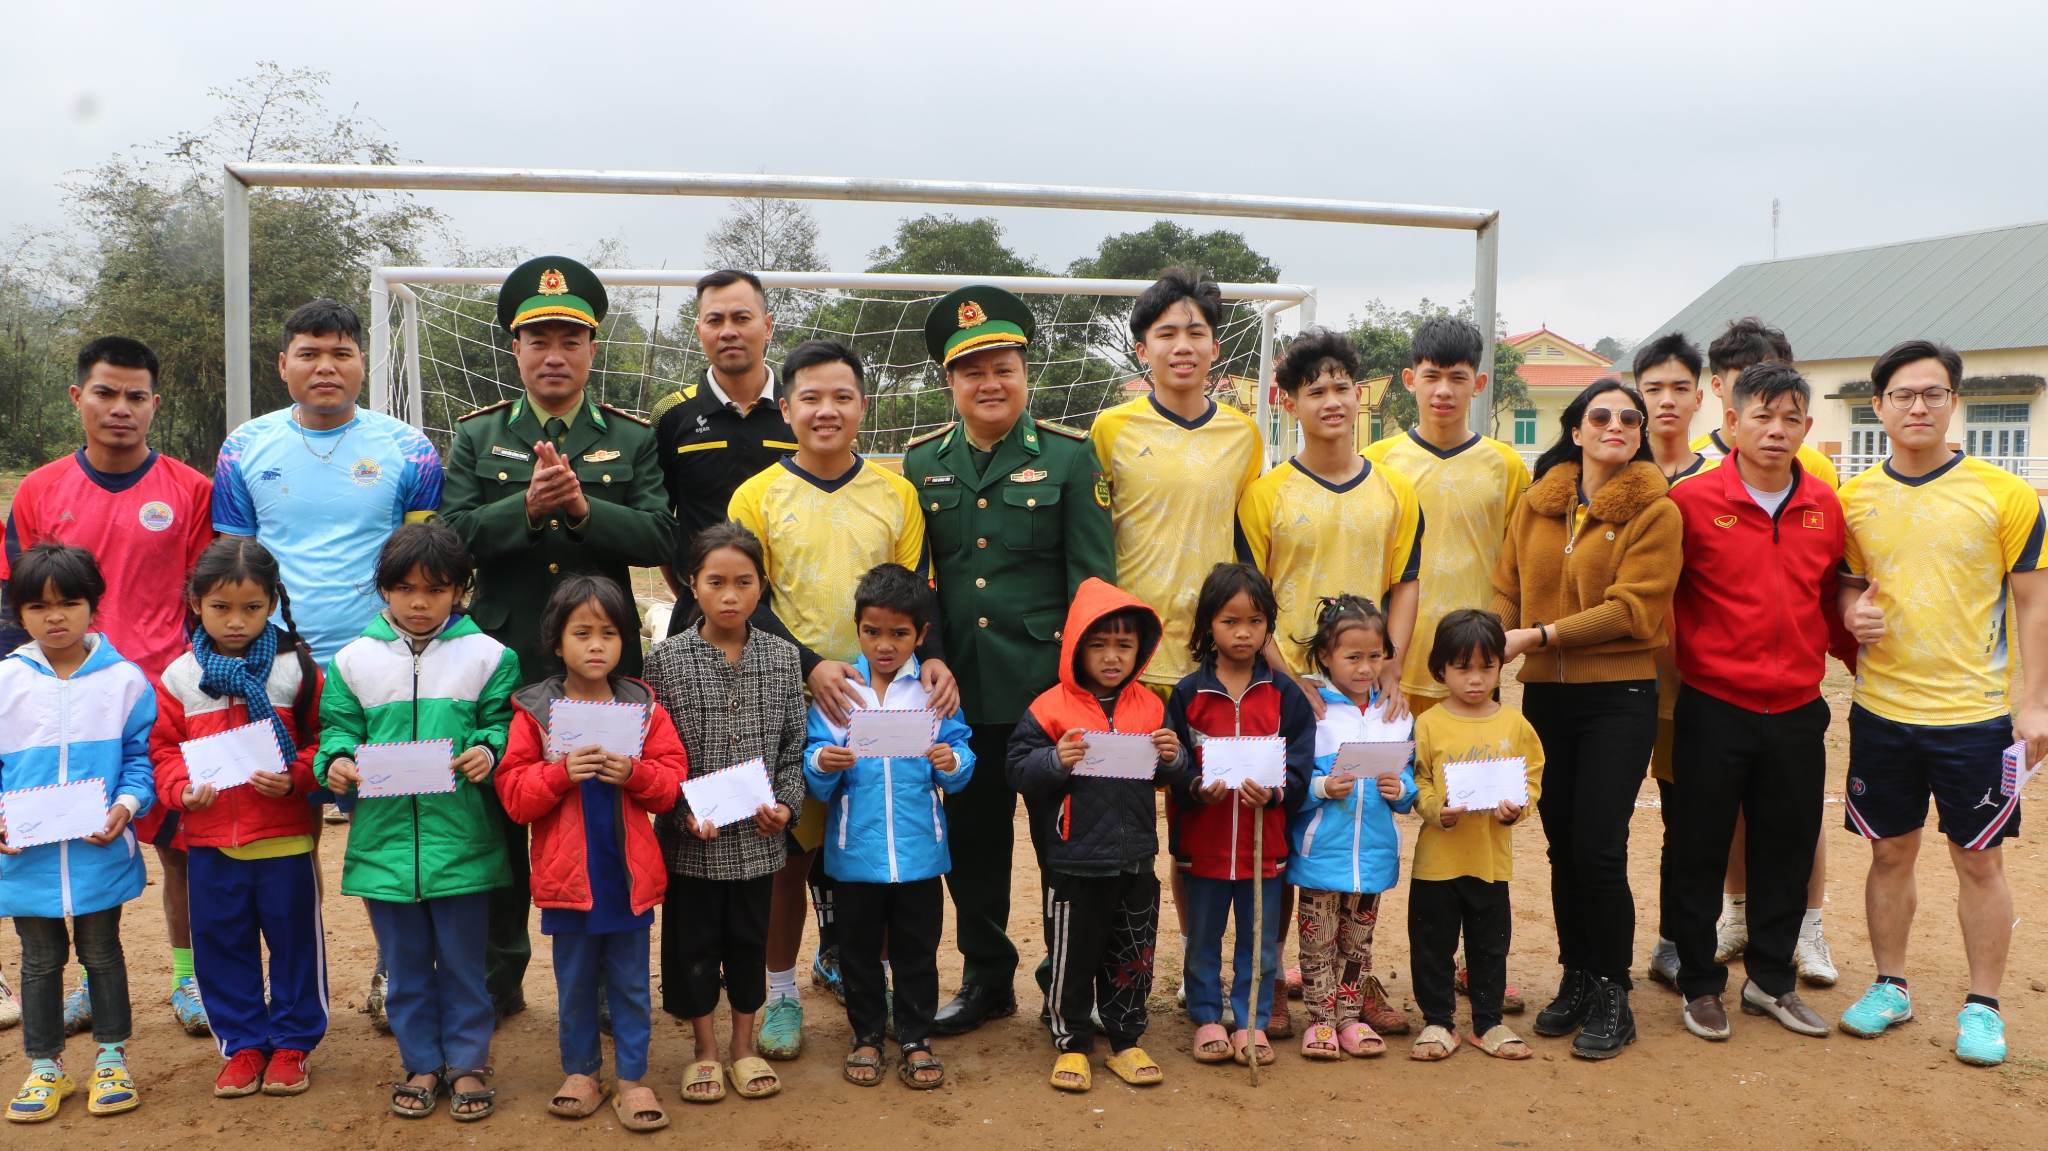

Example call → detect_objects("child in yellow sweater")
1406 609 1544 1062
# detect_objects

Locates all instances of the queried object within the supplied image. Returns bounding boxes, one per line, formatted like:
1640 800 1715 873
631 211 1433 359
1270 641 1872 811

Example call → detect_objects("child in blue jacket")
1288 596 1415 1061
804 565 973 1092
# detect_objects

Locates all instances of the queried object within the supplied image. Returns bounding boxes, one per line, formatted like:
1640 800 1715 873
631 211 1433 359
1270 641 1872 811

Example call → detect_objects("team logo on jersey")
137 501 174 532
257 467 284 483
350 458 383 487
1848 776 1866 796
1802 510 1826 530
1713 514 1738 529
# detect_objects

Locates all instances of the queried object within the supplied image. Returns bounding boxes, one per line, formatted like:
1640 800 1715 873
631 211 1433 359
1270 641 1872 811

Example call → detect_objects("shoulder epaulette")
1035 418 1087 441
598 403 651 428
649 389 689 423
904 421 956 450
457 399 513 422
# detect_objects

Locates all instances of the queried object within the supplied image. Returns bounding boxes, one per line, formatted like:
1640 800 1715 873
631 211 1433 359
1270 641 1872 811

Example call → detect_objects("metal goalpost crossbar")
222 163 1501 444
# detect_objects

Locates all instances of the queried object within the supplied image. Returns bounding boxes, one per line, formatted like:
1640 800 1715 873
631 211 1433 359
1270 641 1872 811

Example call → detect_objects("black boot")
1533 968 1593 1037
1570 975 1636 1060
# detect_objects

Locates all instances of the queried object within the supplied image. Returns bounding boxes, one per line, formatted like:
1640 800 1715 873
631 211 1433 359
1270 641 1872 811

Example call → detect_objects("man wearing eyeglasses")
1833 339 2048 1069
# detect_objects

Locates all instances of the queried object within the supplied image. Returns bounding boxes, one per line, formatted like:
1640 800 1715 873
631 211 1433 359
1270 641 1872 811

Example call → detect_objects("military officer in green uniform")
903 285 1116 1034
438 255 674 1014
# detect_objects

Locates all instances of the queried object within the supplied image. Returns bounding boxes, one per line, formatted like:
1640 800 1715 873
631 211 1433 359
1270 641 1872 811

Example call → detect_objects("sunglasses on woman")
1586 406 1644 430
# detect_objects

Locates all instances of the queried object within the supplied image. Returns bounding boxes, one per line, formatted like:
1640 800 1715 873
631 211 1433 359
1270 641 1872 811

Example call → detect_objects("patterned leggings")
1296 888 1380 1026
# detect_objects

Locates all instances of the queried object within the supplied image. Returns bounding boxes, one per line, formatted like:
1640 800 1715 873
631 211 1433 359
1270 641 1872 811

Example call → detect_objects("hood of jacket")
1525 459 1668 523
511 674 656 728
6 633 130 680
1057 578 1163 695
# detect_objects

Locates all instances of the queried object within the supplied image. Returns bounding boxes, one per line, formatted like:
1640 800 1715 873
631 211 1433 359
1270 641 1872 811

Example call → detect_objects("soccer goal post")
223 164 1501 447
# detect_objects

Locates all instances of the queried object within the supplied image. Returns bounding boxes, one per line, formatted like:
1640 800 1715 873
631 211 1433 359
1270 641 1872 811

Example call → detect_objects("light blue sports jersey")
213 406 442 661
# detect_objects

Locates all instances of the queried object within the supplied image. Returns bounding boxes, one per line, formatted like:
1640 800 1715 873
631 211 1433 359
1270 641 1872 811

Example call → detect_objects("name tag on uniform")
582 449 621 463
1008 468 1047 484
490 445 532 462
922 474 956 486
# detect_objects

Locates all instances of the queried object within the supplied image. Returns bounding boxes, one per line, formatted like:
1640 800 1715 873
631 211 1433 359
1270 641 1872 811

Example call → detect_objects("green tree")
1592 335 1634 363
0 231 79 469
1066 220 1280 380
700 196 825 329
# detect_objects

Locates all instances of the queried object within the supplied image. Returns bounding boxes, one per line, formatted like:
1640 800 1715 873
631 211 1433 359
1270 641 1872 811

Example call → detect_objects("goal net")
369 270 1313 457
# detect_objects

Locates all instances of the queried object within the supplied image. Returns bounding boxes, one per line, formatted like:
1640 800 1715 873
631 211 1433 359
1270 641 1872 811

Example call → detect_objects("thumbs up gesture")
1846 579 1886 645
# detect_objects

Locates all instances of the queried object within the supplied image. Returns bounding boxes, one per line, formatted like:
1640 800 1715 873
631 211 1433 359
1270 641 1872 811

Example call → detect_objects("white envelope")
1201 735 1286 790
1 779 110 848
1072 732 1158 780
847 708 937 758
181 720 286 792
1444 757 1529 811
548 699 648 759
1333 740 1414 781
683 758 777 828
355 739 458 799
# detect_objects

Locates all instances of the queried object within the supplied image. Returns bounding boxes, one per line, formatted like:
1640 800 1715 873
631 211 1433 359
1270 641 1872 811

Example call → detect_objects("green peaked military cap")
498 255 608 334
924 285 1035 366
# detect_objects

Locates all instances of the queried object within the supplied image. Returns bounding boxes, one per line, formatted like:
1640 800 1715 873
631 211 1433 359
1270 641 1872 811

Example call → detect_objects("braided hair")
187 536 321 740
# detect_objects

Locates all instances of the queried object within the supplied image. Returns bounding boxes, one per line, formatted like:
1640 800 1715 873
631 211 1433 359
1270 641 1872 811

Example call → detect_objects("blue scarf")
192 623 299 769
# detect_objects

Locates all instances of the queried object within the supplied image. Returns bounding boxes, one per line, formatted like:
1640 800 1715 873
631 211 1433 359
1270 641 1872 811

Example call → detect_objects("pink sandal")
1337 1021 1385 1058
1300 1022 1341 1061
1192 1023 1234 1064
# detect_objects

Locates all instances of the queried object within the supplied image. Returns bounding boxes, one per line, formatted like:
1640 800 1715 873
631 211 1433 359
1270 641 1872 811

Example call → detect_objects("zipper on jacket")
882 756 898 883
411 646 423 902
57 672 74 919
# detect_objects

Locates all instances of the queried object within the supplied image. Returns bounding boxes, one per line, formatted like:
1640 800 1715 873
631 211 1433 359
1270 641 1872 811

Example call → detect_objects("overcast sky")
10 0 2045 349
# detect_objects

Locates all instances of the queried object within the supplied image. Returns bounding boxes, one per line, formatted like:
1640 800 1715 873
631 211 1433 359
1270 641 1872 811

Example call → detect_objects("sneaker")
170 975 211 1036
812 946 847 1004
365 970 390 1034
1739 980 1829 1037
1534 969 1593 1038
213 1049 267 1098
324 806 350 825
261 1049 311 1096
1359 975 1411 1035
1794 920 1838 987
1714 907 1748 964
756 995 804 1061
1176 977 1187 1009
1647 939 1681 991
1955 1003 2008 1067
0 972 19 1030
61 981 91 1036
1838 982 1914 1038
1570 975 1636 1060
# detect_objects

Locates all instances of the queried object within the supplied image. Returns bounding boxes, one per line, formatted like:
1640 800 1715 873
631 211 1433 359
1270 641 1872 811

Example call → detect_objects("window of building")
1965 402 2030 461
1513 408 1538 446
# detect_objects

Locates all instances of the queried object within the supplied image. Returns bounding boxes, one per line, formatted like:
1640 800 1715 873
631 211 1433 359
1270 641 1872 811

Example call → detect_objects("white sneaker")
1714 909 1748 964
0 971 19 1029
1795 919 1838 987
1176 977 1187 1007
1648 939 1681 990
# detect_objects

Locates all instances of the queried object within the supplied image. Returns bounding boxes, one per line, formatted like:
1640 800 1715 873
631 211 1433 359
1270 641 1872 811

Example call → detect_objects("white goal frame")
223 164 1501 441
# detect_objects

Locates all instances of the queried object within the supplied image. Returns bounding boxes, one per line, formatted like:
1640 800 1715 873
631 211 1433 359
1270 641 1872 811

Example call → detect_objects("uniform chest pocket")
476 454 535 489
572 459 635 498
1001 485 1062 551
921 486 965 554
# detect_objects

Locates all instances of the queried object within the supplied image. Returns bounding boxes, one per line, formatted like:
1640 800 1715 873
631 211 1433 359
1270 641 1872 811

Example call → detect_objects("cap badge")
538 268 569 296
957 300 987 328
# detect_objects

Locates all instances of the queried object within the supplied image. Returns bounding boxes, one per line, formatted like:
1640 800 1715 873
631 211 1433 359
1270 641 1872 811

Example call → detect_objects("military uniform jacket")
901 417 1114 726
439 394 673 681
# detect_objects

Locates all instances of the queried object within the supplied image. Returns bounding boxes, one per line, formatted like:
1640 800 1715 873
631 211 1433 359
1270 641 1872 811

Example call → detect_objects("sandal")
447 1066 495 1122
680 1060 725 1103
1191 1022 1233 1064
612 1084 669 1132
1266 1008 1294 1040
1472 1024 1532 1060
728 1056 781 1100
389 1071 441 1119
7 1068 74 1124
1229 1029 1275 1067
1050 1052 1091 1093
87 1062 141 1116
1103 1047 1163 1086
898 1045 945 1090
1300 1021 1342 1061
547 1073 607 1119
1409 1024 1460 1061
844 1045 884 1087
1337 1021 1386 1058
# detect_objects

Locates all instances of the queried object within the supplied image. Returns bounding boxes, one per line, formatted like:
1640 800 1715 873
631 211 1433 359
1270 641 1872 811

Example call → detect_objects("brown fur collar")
1524 459 1669 522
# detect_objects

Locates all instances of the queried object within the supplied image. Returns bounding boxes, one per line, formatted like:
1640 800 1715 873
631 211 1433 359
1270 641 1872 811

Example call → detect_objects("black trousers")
1522 679 1657 986
838 877 943 1049
1408 877 1511 1034
662 873 774 1018
1668 686 1828 1000
483 787 532 1005
1044 869 1158 1053
1656 777 1675 942
807 850 837 953
943 722 1025 989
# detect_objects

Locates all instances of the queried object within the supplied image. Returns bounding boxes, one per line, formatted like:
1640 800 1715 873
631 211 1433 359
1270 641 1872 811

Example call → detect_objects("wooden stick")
1249 810 1264 1087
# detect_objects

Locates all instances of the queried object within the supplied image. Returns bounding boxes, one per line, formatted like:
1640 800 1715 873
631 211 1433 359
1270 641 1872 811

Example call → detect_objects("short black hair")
1730 362 1811 413
75 336 159 389
854 563 934 632
782 338 865 388
374 520 473 594
1130 267 1224 343
1276 327 1360 393
696 269 767 306
540 574 639 670
1631 332 1702 382
1871 338 1963 392
279 298 362 354
1427 608 1506 682
1411 316 1484 371
1085 607 1150 639
7 542 107 621
1189 562 1279 663
1707 317 1792 378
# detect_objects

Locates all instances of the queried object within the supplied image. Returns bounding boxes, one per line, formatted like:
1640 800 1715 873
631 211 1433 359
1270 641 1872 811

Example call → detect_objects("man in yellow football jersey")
1835 339 2048 1068
726 339 960 1060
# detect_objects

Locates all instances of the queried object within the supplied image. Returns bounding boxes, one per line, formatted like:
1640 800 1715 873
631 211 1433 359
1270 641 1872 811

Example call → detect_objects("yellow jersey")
1839 453 2045 726
728 456 925 664
1090 395 1264 686
1693 429 1839 489
1237 457 1422 675
1362 430 1528 698
1411 704 1545 883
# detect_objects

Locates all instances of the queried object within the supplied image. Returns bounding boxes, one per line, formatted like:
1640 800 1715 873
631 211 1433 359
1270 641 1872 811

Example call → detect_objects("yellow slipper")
1104 1047 1164 1086
1049 1052 1091 1093
728 1056 781 1100
87 1063 140 1116
679 1060 725 1104
7 1069 74 1124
